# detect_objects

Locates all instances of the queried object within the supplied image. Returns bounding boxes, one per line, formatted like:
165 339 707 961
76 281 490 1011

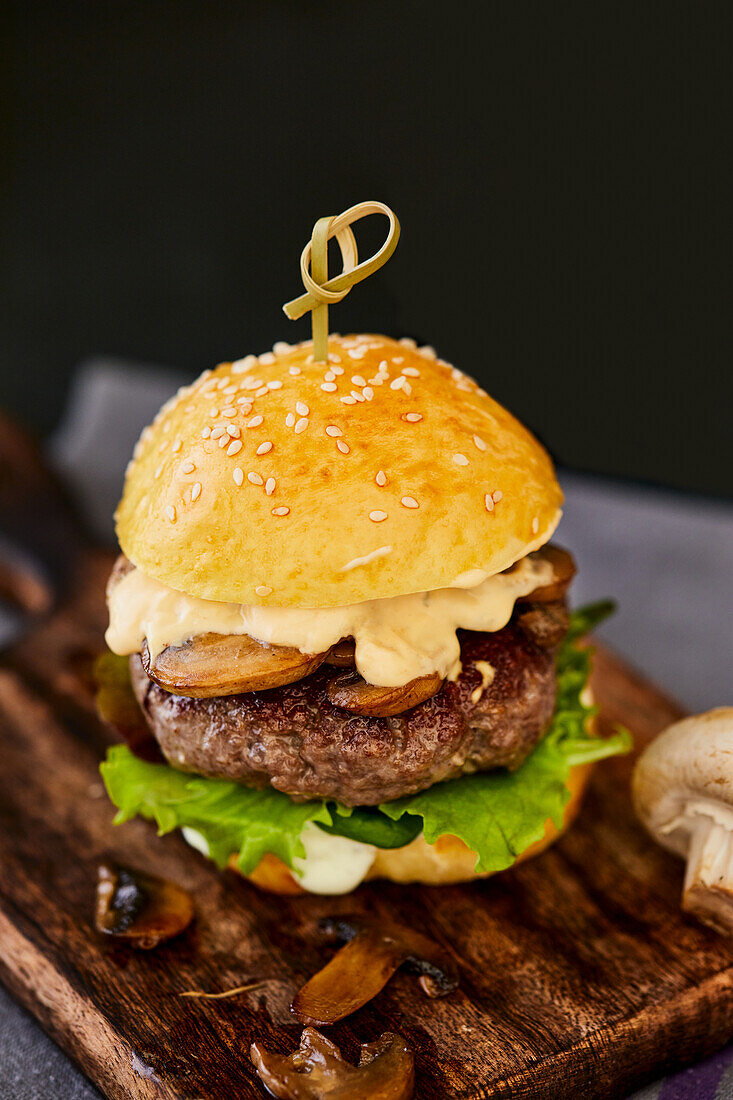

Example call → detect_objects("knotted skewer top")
282 201 400 363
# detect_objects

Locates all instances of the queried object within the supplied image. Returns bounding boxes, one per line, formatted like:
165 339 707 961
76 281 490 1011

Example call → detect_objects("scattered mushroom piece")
325 638 356 668
633 708 733 935
94 860 194 949
291 916 458 1025
326 670 444 717
141 633 328 698
251 1028 414 1100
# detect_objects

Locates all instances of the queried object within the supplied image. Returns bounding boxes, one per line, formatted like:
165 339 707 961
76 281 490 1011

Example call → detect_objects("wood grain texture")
0 421 732 1099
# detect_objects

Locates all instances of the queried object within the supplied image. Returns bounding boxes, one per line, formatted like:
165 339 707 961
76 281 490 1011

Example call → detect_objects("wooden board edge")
0 909 179 1100
488 967 733 1099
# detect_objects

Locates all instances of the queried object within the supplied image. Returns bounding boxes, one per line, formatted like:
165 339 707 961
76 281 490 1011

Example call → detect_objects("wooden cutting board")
1 426 732 1100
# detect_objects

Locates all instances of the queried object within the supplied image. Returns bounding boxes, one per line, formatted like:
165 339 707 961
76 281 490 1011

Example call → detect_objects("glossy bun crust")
116 336 563 608
245 758 594 894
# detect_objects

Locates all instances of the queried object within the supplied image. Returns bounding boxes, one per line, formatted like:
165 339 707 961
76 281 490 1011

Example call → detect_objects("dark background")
2 1 731 496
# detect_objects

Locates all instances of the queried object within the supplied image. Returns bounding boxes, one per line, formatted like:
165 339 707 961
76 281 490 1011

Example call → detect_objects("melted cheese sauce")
106 554 552 688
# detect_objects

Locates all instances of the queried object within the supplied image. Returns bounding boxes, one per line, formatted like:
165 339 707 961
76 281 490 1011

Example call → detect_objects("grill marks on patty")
129 620 559 806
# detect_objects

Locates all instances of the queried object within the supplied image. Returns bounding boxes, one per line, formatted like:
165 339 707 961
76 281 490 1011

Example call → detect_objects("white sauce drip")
292 824 377 894
106 554 553 688
181 823 377 895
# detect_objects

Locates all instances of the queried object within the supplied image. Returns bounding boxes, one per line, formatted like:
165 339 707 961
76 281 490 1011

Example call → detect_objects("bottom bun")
240 757 594 895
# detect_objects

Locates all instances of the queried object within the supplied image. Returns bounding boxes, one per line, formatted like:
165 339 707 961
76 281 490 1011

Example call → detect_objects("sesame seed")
324 370 336 382
376 470 387 486
328 353 341 363
484 494 494 512
242 378 264 391
247 415 264 428
363 386 374 400
265 477 276 495
285 412 296 427
166 505 177 522
223 384 237 395
255 585 273 596
532 516 539 533
321 382 337 392
340 396 357 405
236 396 253 407
331 364 344 375
248 472 263 485
272 506 290 516
401 496 419 509
181 460 196 473
226 425 241 438
473 435 487 451
348 347 367 359
390 376 406 390
218 434 228 448
272 341 291 355
191 482 202 501
336 439 350 454
172 438 182 453
351 374 367 387
325 425 342 437
267 379 283 390
296 401 309 416
392 357 404 365
154 464 164 479
453 453 469 466
233 467 244 486
350 390 365 402
401 366 420 377
288 366 301 375
402 381 412 395
492 490 503 502
217 378 230 390
227 440 243 456
400 338 417 349
369 510 388 522
419 345 437 359
257 441 273 455
211 427 226 439
255 387 269 397
259 352 276 365
404 412 423 423
201 427 211 439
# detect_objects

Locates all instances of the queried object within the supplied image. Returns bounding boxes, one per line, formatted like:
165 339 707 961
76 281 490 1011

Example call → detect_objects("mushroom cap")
633 707 733 857
116 335 562 608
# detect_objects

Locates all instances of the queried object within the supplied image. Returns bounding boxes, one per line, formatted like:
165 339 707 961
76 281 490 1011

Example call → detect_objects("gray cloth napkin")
0 357 730 1100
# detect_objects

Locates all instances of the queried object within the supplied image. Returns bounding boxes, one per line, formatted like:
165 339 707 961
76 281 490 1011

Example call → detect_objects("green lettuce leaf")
100 603 631 877
100 748 331 873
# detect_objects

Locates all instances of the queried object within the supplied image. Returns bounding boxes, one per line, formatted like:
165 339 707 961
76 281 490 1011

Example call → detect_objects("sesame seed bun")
243 757 594 894
116 335 562 608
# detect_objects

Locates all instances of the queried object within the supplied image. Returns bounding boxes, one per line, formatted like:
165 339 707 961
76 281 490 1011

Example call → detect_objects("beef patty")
130 621 558 806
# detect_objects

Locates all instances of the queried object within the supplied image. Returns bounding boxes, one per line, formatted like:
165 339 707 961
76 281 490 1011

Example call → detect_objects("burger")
100 334 629 895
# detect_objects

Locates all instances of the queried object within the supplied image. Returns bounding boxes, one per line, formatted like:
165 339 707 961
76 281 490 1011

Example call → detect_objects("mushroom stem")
633 708 733 936
682 807 733 934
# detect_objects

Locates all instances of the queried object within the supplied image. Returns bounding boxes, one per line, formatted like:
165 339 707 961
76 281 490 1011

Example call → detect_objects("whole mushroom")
633 707 733 934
